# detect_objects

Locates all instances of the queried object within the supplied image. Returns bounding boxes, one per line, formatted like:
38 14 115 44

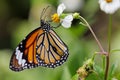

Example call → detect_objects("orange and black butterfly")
9 7 69 72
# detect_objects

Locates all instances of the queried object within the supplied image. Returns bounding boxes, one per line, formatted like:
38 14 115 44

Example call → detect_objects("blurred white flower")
59 0 84 12
52 3 73 28
99 0 120 14
112 77 118 80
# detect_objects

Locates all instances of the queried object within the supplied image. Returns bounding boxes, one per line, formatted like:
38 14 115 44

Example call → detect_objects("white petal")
62 15 73 28
62 21 71 28
57 3 66 16
64 15 73 21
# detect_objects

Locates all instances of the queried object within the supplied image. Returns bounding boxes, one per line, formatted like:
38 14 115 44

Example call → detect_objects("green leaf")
108 63 117 80
111 49 120 54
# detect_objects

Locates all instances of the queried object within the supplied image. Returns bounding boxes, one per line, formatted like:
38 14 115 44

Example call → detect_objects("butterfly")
9 7 69 72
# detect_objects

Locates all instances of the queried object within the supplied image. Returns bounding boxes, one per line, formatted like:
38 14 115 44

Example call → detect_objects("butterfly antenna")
40 6 50 20
40 8 45 20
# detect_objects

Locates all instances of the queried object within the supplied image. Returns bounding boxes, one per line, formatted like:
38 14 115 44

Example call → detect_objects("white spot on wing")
15 48 20 59
15 47 26 66
18 52 23 65
22 59 26 67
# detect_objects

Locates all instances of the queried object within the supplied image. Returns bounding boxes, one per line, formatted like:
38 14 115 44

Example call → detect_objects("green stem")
108 15 112 55
79 16 105 54
105 15 112 80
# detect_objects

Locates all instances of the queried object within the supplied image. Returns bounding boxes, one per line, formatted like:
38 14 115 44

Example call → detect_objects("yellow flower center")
105 0 112 3
51 13 60 23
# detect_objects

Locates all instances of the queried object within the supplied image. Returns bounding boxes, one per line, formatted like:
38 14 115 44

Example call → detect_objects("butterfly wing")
9 27 44 71
10 23 69 71
36 29 69 68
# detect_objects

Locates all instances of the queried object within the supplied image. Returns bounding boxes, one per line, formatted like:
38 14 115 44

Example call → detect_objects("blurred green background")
0 0 120 80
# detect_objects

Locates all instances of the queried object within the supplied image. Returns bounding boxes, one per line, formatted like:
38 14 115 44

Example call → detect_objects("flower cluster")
77 58 94 80
51 3 73 28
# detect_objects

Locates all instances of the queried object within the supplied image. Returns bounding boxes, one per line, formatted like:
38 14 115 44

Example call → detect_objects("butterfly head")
40 20 51 32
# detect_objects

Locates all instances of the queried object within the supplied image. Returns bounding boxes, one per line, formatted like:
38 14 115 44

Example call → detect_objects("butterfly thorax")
40 20 51 32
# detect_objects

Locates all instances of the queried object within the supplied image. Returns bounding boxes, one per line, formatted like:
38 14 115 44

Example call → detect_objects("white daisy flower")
98 0 120 14
52 3 73 28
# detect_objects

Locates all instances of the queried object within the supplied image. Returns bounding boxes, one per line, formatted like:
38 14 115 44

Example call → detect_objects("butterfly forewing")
10 28 43 71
